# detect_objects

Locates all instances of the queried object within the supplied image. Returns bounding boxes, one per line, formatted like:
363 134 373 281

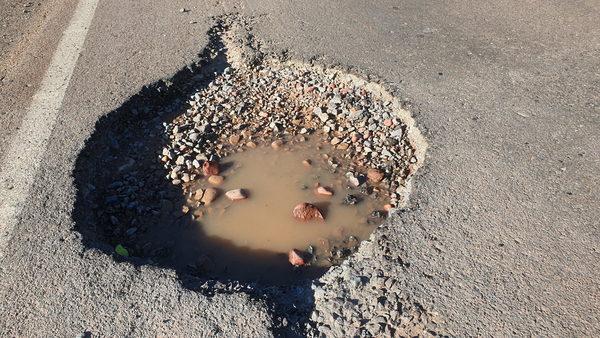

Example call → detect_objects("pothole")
73 15 427 335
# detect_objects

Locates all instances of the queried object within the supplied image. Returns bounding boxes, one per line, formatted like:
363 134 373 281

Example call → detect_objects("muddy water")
163 139 386 284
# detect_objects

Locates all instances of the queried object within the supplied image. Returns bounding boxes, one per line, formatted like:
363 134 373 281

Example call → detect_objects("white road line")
0 0 99 260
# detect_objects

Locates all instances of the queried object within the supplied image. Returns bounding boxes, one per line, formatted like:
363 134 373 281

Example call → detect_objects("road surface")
0 0 598 336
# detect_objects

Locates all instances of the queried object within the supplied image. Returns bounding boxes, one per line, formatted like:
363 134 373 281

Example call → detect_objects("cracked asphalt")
1 0 598 336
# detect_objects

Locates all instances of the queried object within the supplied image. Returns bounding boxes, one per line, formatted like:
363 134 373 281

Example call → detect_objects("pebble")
292 203 324 221
342 194 359 205
208 175 225 185
225 189 247 201
125 227 137 236
289 249 308 266
346 174 361 187
246 141 257 148
201 188 218 205
271 140 283 150
193 189 204 200
229 135 240 145
316 186 334 196
302 159 312 168
202 161 220 177
367 168 384 182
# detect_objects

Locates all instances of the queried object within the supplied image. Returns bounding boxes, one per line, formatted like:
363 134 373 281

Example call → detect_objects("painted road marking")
0 0 100 260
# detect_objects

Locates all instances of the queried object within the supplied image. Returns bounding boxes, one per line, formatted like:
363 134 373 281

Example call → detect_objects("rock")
367 168 384 182
330 137 341 145
383 119 393 127
346 172 365 187
271 140 283 150
302 159 312 167
289 249 308 266
293 203 324 221
193 189 204 200
316 186 334 196
246 141 257 148
226 189 247 201
229 135 240 145
202 161 220 177
314 107 330 122
208 175 225 185
201 188 218 205
342 194 359 205
390 128 404 138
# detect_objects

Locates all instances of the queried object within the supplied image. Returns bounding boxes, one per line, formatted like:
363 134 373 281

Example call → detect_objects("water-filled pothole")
74 29 422 282
73 16 426 335
144 137 388 284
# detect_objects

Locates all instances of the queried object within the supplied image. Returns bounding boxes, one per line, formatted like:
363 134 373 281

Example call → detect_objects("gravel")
157 38 422 212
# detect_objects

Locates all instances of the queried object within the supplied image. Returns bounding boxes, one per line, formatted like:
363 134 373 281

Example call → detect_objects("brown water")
156 139 387 284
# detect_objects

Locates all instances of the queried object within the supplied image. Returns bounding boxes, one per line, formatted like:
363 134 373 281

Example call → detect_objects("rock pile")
159 62 418 211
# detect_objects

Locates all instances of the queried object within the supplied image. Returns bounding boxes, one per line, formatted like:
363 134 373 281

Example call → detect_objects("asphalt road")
1 0 598 336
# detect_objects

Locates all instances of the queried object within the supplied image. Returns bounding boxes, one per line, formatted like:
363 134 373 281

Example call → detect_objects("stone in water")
292 203 324 221
208 175 225 185
289 249 307 266
316 186 334 196
202 188 218 205
271 140 283 150
226 189 247 201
